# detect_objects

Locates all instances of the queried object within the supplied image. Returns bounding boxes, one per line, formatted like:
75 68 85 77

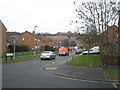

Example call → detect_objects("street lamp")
34 26 37 56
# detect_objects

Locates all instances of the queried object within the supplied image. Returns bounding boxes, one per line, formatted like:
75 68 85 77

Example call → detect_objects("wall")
0 21 7 54
101 25 119 66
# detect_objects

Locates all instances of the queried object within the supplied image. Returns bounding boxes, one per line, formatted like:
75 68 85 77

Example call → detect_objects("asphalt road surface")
2 53 115 88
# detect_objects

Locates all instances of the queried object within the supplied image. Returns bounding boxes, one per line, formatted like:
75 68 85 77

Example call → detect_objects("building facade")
17 31 52 51
101 25 119 65
0 20 7 54
17 31 40 51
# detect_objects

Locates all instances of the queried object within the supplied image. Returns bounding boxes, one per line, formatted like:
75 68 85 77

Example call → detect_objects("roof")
0 20 7 31
7 32 22 36
47 36 68 41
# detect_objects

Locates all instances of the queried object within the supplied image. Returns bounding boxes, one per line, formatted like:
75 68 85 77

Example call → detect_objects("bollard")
11 56 13 60
6 56 7 61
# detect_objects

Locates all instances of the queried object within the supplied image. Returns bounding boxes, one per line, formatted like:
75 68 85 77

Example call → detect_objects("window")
38 39 40 42
22 38 25 41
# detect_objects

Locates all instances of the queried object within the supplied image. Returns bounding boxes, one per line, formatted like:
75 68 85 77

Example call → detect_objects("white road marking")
113 83 119 88
51 62 56 64
45 67 58 70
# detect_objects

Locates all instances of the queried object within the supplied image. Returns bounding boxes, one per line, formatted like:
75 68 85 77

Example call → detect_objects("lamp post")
68 35 71 50
118 2 120 26
34 26 37 57
13 40 16 59
118 10 120 26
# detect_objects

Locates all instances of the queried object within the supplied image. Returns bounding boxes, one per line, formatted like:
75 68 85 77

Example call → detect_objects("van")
59 48 69 56
83 46 100 55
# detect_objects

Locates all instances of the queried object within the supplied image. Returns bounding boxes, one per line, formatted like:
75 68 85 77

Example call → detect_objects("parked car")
40 51 56 60
59 47 69 56
75 49 81 54
83 46 100 55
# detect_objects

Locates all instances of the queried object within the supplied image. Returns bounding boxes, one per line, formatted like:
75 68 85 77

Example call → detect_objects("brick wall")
0 20 7 54
17 31 42 51
101 25 119 66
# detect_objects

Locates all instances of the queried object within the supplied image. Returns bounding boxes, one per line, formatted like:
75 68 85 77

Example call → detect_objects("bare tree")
73 0 119 44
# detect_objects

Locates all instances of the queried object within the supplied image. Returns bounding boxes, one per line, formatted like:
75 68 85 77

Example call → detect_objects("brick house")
107 25 119 43
17 31 40 51
101 25 119 65
17 31 52 51
47 36 68 48
7 32 22 41
36 34 53 50
0 20 7 54
6 32 22 51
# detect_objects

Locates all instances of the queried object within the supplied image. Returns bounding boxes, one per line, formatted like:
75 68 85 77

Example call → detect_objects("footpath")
43 58 119 83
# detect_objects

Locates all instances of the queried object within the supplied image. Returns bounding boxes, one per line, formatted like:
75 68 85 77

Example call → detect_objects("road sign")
68 40 71 43
13 40 16 44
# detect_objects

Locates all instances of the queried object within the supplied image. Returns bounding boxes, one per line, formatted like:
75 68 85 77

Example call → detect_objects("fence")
100 26 119 66
100 43 119 66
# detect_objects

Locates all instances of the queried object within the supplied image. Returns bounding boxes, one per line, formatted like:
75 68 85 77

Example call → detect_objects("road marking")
113 83 119 88
45 67 58 70
51 62 56 64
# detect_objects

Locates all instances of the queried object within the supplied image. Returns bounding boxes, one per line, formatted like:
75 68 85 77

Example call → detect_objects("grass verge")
1 51 58 63
66 54 101 68
104 70 120 80
2 55 40 63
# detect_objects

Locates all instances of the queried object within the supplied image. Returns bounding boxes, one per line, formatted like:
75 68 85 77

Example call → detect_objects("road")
2 53 115 88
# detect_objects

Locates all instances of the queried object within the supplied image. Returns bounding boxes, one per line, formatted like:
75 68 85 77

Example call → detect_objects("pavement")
43 58 119 83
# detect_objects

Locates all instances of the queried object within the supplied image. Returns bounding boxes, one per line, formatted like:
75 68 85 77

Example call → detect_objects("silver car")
40 51 56 60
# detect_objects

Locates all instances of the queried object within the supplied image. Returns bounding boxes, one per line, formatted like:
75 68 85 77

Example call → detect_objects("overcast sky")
0 0 90 34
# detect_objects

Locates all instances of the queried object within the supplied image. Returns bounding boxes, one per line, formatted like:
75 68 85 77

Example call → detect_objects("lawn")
1 50 58 63
104 70 120 80
2 55 40 63
66 54 101 68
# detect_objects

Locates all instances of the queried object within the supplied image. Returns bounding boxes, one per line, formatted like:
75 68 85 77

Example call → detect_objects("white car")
83 46 100 55
40 51 56 60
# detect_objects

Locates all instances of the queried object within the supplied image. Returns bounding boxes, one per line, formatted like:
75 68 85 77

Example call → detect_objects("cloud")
0 0 79 34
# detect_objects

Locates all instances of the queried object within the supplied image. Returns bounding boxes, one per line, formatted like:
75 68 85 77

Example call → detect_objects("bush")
8 45 28 52
44 46 55 51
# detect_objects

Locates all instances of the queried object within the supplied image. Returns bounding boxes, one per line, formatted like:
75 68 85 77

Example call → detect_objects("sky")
0 0 89 34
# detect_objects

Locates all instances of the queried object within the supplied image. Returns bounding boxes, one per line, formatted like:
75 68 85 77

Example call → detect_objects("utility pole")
117 1 120 26
68 36 71 50
34 26 37 57
118 10 120 26
13 40 16 59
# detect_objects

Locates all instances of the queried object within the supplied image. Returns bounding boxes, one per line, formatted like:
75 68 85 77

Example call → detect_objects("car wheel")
49 56 52 60
53 56 56 59
41 58 43 60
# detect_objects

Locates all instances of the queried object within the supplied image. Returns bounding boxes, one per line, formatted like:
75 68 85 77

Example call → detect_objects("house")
0 20 7 54
7 32 22 42
17 31 41 51
47 36 77 48
36 34 53 50
47 36 68 48
101 25 119 65
17 31 52 51
106 25 118 43
6 31 22 51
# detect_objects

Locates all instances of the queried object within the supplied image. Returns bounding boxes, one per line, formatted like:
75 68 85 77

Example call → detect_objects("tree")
72 0 120 64
73 0 119 44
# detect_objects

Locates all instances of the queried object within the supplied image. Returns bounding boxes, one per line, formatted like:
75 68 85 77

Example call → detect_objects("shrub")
8 45 28 52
